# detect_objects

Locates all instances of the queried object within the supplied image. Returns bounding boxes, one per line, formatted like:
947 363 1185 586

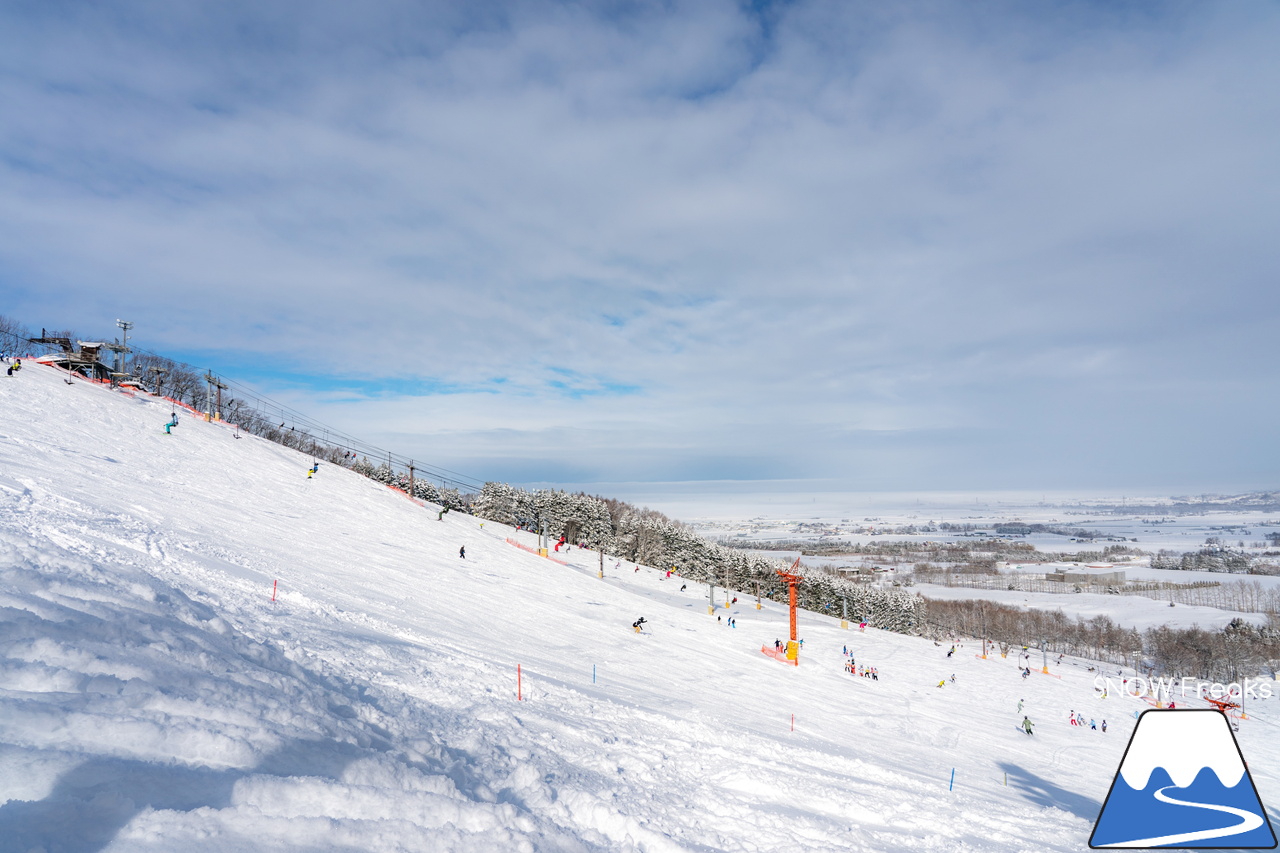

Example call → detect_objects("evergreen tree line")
359 460 469 512
923 599 1280 681
1151 548 1266 574
472 482 924 632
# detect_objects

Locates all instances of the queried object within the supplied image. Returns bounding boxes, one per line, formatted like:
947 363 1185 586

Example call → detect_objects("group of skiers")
1068 710 1107 732
845 660 879 680
841 646 880 680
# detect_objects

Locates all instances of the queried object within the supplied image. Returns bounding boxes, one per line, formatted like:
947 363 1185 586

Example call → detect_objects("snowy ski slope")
1 362 1277 852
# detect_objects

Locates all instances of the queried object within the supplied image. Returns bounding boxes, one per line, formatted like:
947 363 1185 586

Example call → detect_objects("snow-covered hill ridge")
1 362 1277 852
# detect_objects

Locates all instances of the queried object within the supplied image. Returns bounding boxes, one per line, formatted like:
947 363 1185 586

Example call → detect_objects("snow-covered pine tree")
411 479 443 505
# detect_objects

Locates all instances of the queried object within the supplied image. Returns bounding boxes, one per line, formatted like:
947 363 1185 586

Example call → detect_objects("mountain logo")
1090 709 1276 848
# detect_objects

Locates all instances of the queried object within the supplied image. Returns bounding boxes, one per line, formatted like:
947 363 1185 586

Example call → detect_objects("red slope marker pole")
271 579 277 603
791 713 795 732
518 664 523 701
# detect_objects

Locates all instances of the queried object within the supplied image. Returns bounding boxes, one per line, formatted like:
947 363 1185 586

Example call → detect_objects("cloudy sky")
3 1 1277 496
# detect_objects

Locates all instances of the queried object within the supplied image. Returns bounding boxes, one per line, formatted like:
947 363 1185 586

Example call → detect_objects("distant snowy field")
654 488 1280 632
2 363 1278 852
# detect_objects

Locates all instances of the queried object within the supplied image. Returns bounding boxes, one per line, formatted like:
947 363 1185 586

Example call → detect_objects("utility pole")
115 319 133 375
203 372 226 421
408 461 415 499
724 563 731 608
147 366 167 397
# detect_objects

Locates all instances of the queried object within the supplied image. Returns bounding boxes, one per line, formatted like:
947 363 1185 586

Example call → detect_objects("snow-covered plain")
677 491 1280 559
2 363 1278 852
680 493 1280 632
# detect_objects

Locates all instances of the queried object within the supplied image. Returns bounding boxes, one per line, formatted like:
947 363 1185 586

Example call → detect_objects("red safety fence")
761 645 798 666
505 538 570 566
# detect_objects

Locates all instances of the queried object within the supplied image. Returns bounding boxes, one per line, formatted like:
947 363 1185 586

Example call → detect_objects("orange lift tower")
777 558 804 662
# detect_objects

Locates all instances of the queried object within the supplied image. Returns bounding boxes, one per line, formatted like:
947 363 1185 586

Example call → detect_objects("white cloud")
2 0 1277 490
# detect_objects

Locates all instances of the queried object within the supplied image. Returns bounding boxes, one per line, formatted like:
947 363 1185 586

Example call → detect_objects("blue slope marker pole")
949 769 955 791
593 664 596 684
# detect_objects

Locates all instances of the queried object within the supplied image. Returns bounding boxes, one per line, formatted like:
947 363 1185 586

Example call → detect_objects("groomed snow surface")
2 363 1278 852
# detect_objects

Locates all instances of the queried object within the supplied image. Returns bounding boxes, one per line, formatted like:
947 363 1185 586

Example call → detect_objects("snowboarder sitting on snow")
947 645 955 658
1022 716 1035 735
632 617 647 633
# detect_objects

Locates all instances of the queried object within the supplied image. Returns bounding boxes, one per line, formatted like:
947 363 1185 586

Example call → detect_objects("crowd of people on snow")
840 645 880 680
1068 710 1107 732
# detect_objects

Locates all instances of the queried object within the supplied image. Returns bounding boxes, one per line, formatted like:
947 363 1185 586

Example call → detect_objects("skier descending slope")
1023 716 1035 736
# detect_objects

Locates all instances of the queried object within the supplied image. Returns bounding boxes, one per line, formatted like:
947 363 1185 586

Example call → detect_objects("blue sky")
2 0 1277 496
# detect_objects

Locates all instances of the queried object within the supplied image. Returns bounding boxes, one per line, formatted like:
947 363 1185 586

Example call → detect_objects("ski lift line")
125 344 486 491
136 350 483 489
214 381 481 484
136 357 446 468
